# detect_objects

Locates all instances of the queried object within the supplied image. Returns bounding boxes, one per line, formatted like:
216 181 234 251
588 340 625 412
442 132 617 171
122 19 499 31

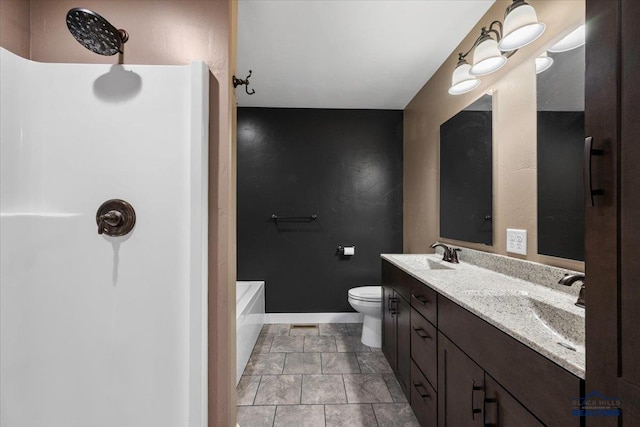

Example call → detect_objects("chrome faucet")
430 243 461 264
558 274 586 308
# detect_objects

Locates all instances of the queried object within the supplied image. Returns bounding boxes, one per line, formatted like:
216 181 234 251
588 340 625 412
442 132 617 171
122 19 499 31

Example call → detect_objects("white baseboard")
263 312 364 324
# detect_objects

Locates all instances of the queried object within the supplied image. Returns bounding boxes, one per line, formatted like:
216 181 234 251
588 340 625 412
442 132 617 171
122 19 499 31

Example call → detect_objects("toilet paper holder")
337 245 355 256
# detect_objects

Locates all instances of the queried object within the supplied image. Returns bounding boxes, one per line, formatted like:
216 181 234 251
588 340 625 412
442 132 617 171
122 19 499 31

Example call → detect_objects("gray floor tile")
289 324 320 336
370 345 383 352
283 353 322 374
383 374 408 403
336 336 371 353
244 353 286 375
372 403 421 427
273 405 325 427
322 352 361 374
252 335 274 354
325 404 378 427
347 323 363 336
260 324 291 336
254 375 302 405
236 375 261 405
304 335 337 352
343 374 394 403
319 323 350 336
271 336 305 353
301 374 347 404
357 352 393 374
237 405 276 427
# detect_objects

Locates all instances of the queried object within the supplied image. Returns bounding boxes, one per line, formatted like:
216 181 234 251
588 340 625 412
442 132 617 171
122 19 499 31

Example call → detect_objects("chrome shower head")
66 8 129 56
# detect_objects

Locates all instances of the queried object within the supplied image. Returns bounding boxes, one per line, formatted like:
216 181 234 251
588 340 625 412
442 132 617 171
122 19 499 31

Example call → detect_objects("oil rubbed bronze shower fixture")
66 8 129 56
233 70 256 95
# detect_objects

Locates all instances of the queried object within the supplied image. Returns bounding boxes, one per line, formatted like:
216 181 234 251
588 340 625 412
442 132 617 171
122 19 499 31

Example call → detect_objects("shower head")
66 8 129 56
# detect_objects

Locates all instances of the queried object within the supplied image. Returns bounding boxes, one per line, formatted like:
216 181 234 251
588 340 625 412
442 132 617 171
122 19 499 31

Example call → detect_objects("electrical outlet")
506 229 527 255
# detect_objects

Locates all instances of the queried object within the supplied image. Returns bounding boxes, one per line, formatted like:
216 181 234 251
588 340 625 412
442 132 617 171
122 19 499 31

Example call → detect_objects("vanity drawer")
410 280 437 326
411 360 437 427
411 307 437 390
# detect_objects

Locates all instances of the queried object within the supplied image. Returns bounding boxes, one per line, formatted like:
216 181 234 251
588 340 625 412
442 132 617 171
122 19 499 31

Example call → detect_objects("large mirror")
537 30 585 261
440 94 493 245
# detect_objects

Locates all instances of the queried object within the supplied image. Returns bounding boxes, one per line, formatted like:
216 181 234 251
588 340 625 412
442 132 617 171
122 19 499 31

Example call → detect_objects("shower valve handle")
96 199 136 237
98 211 123 234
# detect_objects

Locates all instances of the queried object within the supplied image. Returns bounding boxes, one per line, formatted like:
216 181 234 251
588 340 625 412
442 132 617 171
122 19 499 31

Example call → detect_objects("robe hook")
233 70 255 95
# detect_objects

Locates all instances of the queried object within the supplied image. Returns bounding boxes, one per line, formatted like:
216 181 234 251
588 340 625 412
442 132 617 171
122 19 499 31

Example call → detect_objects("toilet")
347 286 382 348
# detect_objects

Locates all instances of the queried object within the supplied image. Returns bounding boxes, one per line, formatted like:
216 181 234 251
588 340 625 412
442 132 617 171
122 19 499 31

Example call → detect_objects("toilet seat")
348 286 382 302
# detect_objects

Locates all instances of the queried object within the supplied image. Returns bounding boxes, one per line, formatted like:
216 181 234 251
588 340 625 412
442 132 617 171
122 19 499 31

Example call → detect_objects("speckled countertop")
381 252 586 379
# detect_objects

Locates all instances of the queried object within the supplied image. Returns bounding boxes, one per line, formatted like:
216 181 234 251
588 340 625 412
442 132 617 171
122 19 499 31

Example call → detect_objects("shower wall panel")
0 48 209 427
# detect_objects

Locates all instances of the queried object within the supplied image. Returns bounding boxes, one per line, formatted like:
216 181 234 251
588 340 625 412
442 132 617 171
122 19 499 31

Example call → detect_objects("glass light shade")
548 25 585 53
470 38 507 76
448 62 481 95
535 52 553 74
498 3 546 51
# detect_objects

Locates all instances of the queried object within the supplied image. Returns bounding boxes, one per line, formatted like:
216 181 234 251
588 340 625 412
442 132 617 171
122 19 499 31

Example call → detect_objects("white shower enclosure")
0 48 209 427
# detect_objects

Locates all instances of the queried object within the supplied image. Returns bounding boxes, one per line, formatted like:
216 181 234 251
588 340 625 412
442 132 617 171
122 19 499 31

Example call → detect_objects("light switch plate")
506 229 527 255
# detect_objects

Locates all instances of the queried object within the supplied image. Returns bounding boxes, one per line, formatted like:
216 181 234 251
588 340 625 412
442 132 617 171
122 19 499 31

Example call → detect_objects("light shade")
498 2 546 51
548 25 585 53
535 52 553 74
470 37 507 76
448 61 481 95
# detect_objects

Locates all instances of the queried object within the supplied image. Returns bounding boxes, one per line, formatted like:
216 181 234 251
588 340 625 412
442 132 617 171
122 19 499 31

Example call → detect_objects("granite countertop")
381 253 586 379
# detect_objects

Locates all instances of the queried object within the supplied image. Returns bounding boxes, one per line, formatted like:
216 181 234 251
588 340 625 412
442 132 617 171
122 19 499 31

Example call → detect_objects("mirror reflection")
537 38 585 261
440 94 493 245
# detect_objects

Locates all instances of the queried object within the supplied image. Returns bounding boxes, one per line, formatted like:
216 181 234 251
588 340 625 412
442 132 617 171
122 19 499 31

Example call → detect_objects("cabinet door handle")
584 136 604 207
471 380 484 420
412 382 431 400
411 294 429 306
484 397 498 427
412 326 432 340
388 295 398 315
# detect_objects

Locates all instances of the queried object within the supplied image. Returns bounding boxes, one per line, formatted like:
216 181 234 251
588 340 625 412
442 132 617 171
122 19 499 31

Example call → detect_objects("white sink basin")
460 291 585 351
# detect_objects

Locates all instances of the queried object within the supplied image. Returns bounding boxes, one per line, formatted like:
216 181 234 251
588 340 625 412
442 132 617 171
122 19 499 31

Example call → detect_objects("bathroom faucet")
558 274 586 308
430 243 460 263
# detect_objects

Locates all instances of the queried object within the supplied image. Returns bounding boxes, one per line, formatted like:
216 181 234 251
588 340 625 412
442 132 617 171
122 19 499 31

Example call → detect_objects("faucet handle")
450 248 461 264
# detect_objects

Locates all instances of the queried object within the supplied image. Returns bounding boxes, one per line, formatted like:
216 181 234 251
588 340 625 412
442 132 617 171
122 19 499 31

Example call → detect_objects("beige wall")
0 1 237 425
404 0 585 272
0 0 30 58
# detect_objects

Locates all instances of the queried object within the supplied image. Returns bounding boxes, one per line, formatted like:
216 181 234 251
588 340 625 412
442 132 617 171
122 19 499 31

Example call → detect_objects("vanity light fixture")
470 23 508 76
535 52 554 74
498 0 546 51
548 24 585 53
448 56 481 95
448 0 545 95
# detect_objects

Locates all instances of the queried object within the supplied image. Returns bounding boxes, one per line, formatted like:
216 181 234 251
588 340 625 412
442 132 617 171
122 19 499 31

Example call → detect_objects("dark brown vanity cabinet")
438 333 485 427
382 262 411 398
381 260 583 427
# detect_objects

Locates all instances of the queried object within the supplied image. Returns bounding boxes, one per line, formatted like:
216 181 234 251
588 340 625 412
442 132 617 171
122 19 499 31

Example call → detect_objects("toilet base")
361 314 382 348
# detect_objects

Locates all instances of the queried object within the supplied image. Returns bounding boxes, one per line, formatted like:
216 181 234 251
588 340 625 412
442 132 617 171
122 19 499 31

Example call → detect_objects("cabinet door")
396 295 411 399
438 333 484 427
382 285 397 371
484 375 543 427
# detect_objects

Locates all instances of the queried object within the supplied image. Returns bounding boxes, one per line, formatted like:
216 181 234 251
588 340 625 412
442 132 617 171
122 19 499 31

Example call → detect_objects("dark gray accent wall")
237 108 403 313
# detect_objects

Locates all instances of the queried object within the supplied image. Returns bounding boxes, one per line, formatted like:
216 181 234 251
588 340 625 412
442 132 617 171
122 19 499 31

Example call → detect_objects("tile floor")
236 323 420 427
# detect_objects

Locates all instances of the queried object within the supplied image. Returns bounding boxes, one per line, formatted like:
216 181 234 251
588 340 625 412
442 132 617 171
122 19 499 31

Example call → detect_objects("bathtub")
236 281 265 384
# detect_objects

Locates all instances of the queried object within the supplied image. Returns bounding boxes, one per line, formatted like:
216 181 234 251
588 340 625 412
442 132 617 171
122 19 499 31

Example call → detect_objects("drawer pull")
412 326 431 340
412 382 431 400
412 294 429 305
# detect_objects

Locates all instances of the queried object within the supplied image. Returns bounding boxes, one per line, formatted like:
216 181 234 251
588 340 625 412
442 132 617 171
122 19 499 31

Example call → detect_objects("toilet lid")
348 286 382 302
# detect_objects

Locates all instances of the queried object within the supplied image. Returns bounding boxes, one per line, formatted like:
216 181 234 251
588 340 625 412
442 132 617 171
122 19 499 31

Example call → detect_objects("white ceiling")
237 0 495 110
